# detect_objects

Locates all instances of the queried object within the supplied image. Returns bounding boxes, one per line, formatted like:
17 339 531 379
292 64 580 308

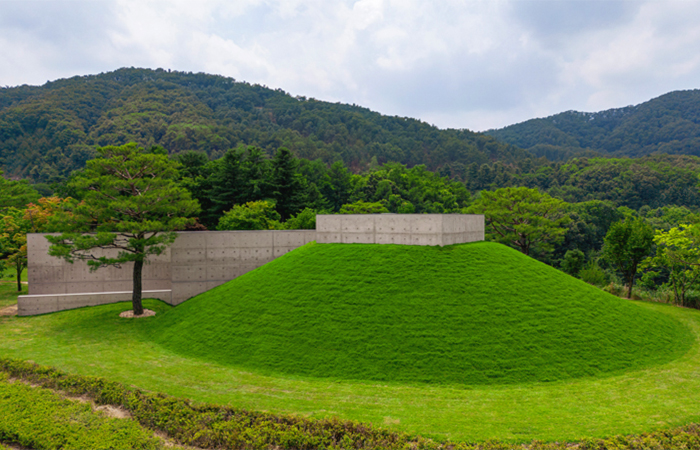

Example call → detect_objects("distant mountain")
485 90 700 160
0 68 529 183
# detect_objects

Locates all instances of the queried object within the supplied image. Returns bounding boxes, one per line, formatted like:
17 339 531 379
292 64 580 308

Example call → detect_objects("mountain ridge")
0 67 528 183
486 89 700 160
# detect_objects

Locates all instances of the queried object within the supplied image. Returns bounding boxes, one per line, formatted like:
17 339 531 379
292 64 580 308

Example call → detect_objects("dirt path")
0 305 17 316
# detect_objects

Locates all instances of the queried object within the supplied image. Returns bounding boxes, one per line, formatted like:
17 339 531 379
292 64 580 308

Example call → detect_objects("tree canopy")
467 187 570 256
46 143 200 315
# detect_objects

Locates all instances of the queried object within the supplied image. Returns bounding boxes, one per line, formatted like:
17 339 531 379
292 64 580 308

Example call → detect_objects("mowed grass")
1 243 700 442
151 242 692 386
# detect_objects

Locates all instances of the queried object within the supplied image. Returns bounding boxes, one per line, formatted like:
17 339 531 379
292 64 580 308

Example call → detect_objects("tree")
642 224 700 306
0 171 40 212
46 143 200 316
0 208 31 292
467 187 570 256
561 249 585 277
271 147 307 221
217 201 281 231
603 218 654 299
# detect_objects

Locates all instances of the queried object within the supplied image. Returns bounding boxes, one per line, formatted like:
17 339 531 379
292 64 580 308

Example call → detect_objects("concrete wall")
20 230 315 315
19 214 483 315
169 230 315 304
316 214 484 246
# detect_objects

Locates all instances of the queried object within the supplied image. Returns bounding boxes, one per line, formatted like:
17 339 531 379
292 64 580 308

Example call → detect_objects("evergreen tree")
271 147 306 221
46 143 200 315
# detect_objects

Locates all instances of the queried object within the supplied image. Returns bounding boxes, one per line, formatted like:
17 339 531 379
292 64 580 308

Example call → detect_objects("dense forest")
486 90 700 160
0 67 527 183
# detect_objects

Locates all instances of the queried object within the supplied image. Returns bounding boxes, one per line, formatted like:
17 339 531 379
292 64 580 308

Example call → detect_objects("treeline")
57 145 471 230
6 143 700 307
486 89 700 160
460 154 700 210
0 67 527 183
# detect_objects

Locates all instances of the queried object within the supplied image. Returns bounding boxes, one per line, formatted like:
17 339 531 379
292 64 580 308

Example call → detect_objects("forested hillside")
486 90 700 160
0 67 527 183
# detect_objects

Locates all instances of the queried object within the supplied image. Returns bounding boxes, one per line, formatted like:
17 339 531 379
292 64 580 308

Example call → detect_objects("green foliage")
282 207 317 230
0 372 161 450
151 242 690 386
642 224 700 307
468 155 700 211
7 357 700 450
217 201 281 230
0 208 30 292
579 259 610 287
486 90 700 160
561 249 585 276
0 68 527 183
338 200 389 214
467 187 570 256
603 218 655 299
0 358 448 450
0 171 40 212
45 143 200 314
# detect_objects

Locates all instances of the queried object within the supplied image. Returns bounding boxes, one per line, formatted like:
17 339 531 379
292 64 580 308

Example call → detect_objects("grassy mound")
151 242 692 386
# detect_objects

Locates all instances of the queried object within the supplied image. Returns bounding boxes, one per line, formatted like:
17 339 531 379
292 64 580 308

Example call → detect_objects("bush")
217 201 281 230
283 208 316 230
579 260 609 287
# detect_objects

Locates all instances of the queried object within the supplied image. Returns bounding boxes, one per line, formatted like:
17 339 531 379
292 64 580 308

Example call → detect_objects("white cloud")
1 0 700 131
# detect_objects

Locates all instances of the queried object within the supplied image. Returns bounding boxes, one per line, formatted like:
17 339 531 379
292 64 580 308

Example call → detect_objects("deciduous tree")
642 224 700 306
603 218 654 299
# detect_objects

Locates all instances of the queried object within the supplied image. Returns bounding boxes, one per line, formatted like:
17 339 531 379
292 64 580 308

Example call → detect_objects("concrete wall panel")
317 215 341 232
30 283 67 295
315 232 339 244
171 248 207 265
172 265 207 282
171 282 208 305
341 233 375 244
206 248 240 264
23 215 483 315
375 233 411 245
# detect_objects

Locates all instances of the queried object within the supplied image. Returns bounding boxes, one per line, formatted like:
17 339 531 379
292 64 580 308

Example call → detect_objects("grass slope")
151 242 692 386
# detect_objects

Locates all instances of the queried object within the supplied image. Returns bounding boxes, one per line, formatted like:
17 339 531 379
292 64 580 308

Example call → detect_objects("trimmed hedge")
3 357 700 450
0 372 161 450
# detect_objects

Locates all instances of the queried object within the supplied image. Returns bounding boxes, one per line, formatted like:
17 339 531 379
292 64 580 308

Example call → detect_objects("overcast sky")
2 0 700 131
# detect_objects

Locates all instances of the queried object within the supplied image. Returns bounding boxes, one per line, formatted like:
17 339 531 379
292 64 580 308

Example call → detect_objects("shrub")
217 201 281 230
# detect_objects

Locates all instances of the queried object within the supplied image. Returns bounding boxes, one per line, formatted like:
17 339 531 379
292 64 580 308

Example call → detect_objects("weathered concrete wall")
26 234 172 298
169 230 315 305
19 214 484 315
20 230 315 315
316 214 484 246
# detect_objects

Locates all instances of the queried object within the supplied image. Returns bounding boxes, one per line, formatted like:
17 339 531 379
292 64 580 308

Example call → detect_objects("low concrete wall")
20 230 316 315
316 214 484 246
19 214 484 315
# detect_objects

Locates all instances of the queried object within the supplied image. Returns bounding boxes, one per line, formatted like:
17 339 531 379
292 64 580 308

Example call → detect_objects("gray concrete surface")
19 214 484 315
316 214 484 246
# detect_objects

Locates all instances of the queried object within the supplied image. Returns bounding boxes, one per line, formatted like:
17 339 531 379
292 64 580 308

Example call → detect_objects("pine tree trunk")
132 259 144 315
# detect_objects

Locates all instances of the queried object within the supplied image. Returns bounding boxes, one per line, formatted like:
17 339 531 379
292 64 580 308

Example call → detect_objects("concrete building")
19 214 484 316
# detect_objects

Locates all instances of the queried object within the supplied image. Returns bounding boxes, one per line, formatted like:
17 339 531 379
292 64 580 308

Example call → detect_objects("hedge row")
0 372 161 449
2 357 700 450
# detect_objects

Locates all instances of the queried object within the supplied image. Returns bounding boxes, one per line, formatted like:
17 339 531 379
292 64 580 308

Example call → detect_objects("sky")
2 0 700 131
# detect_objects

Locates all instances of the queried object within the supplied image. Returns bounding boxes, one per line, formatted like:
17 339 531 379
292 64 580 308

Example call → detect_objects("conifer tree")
46 143 200 315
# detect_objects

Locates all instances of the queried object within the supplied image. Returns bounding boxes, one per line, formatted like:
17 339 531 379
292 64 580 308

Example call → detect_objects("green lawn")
0 243 699 442
151 242 691 386
0 281 25 309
